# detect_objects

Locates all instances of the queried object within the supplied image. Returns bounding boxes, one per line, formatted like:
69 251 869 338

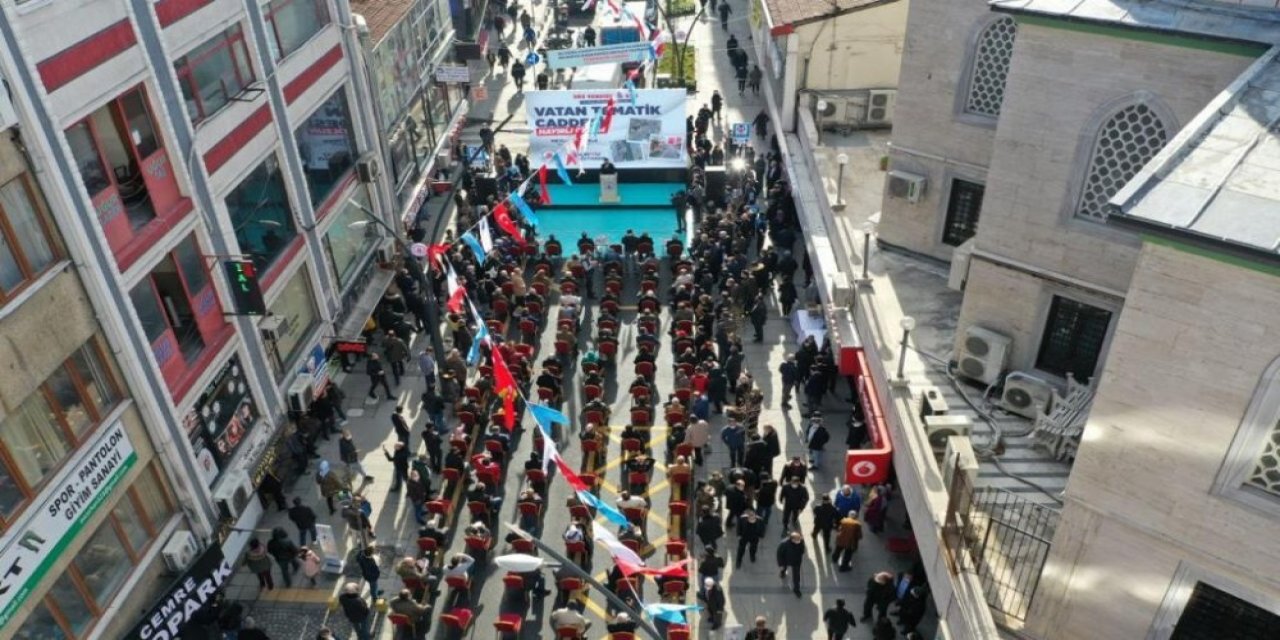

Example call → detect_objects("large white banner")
525 89 687 169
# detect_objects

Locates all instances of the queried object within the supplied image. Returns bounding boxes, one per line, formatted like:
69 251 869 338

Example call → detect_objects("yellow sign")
750 0 763 29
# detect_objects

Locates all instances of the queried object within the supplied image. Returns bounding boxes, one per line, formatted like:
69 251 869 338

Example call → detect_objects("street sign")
223 260 266 315
525 52 541 66
731 122 751 143
435 64 470 83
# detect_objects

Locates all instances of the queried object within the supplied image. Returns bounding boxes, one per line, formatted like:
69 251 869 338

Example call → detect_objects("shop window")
15 603 68 640
264 0 330 60
132 463 176 527
175 24 256 124
0 338 122 526
228 154 298 272
265 266 318 375
323 188 379 288
71 519 132 606
1036 295 1112 382
45 574 96 638
942 179 984 246
0 174 59 301
64 86 185 263
294 89 357 211
128 235 225 389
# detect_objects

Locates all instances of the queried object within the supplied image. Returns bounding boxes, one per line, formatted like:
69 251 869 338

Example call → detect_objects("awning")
336 267 396 339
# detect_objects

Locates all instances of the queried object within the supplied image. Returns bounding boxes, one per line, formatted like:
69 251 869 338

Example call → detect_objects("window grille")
964 17 1017 117
1036 296 1112 382
1171 582 1279 640
1076 103 1168 220
1246 419 1280 499
943 179 985 246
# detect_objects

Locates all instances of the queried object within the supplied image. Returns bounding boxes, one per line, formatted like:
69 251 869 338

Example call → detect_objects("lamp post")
895 316 916 381
832 152 849 211
860 221 875 282
816 99 828 146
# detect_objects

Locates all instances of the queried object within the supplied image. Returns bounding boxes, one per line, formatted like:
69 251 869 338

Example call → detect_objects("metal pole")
861 232 871 280
836 163 845 204
503 523 664 640
895 328 911 380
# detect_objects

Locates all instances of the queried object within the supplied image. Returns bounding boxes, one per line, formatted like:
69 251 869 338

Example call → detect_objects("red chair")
677 362 695 377
569 263 586 279
604 279 622 295
638 239 655 255
495 612 523 635
578 473 598 489
492 297 510 318
426 499 452 515
612 633 638 640
630 408 652 426
501 281 515 296
440 607 474 632
538 386 557 402
614 577 638 595
484 439 506 456
465 386 482 401
526 468 546 485
449 436 469 451
669 501 690 519
674 388 692 404
417 537 439 555
666 624 690 640
598 340 617 360
583 384 603 400
601 298 620 314
457 410 477 426
581 361 601 376
665 410 686 426
581 438 601 455
511 537 535 553
665 539 688 561
622 438 644 456
565 539 587 557
569 503 592 520
518 501 542 518
674 338 693 354
623 507 646 525
631 386 651 404
670 470 692 490
445 574 471 591
558 576 584 594
545 240 562 257
675 319 694 334
620 538 641 553
556 627 582 639
639 319 658 334
662 580 688 597
464 535 491 552
527 299 544 315
502 572 525 592
555 340 572 356
520 319 538 341
628 471 649 488
468 501 490 518
583 410 605 426
597 318 618 333
638 298 658 313
560 280 578 295
675 443 694 458
387 612 413 632
635 361 655 380
442 467 462 484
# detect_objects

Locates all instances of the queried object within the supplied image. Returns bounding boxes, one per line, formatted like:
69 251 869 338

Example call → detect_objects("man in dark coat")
779 355 799 410
823 599 858 640
338 583 372 640
288 498 318 546
735 510 765 568
779 477 809 532
776 530 807 597
698 578 727 630
366 353 392 400
383 442 410 491
862 572 896 621
723 479 749 529
806 417 831 470
811 495 840 551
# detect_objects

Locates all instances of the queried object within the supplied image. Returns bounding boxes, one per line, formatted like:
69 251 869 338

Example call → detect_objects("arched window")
1075 102 1169 221
1215 356 1280 512
964 17 1018 118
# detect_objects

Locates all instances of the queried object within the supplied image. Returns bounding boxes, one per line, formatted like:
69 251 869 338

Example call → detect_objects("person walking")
832 512 863 571
748 293 767 342
698 577 727 630
735 509 765 568
315 460 348 515
872 616 897 640
823 599 858 640
711 90 723 122
583 25 597 47
338 583 373 640
391 406 412 449
863 571 896 621
756 472 778 529
383 442 410 491
779 476 809 533
696 508 723 551
355 545 382 599
779 354 798 409
749 64 763 95
779 279 797 316
834 484 862 516
717 1 732 30
684 418 710 465
511 60 526 91
383 330 409 386
288 498 318 546
723 479 749 529
245 539 275 591
720 421 746 467
898 586 930 635
753 109 770 139
806 417 830 470
339 430 374 483
776 530 806 597
267 528 300 588
811 495 839 551
300 546 323 586
735 64 748 96
366 353 392 400
418 348 436 392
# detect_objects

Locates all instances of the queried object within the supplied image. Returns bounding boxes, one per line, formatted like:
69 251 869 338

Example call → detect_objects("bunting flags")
445 266 465 313
466 302 488 365
578 489 628 527
542 428 558 473
426 243 450 271
461 232 486 264
643 603 703 624
625 79 638 106
493 202 525 246
601 97 616 133
510 191 539 228
553 153 573 185
572 126 586 152
592 524 644 567
492 346 515 394
555 456 589 492
581 0 597 10
529 404 569 433
478 217 494 253
502 390 516 431
538 165 551 203
617 558 689 579
587 113 602 142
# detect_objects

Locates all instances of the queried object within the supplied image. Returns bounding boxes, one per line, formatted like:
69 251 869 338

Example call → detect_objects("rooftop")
763 0 898 29
1110 47 1280 262
351 0 415 47
991 0 1280 45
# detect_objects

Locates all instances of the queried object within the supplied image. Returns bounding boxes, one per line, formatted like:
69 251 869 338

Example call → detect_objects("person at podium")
599 158 617 176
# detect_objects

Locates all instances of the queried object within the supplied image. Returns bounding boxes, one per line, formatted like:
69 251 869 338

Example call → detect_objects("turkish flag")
493 203 525 246
538 165 551 204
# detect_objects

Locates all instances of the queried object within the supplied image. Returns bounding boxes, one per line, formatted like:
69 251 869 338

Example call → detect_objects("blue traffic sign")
526 52 541 66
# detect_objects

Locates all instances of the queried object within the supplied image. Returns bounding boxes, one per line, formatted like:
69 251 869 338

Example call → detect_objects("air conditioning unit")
0 79 17 131
924 414 973 448
956 325 1011 386
287 376 315 414
948 238 975 291
943 435 979 493
357 153 380 183
1001 371 1055 419
375 236 398 264
212 470 254 521
865 89 896 126
887 170 926 204
259 315 286 343
161 530 199 572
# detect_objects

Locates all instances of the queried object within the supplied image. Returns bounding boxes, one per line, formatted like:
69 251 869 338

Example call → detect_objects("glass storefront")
267 266 319 376
323 187 380 289
183 355 262 485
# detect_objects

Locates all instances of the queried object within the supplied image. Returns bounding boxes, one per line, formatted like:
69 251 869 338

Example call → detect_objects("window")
175 24 256 124
15 603 68 640
228 155 298 272
1246 418 1280 499
264 0 330 60
0 338 122 524
45 574 96 638
1076 103 1168 220
129 235 224 370
964 17 1017 118
1171 582 1279 639
1036 296 1112 382
265 266 319 374
72 519 132 605
132 463 175 527
0 174 59 299
295 89 357 209
942 179 984 246
324 188 379 288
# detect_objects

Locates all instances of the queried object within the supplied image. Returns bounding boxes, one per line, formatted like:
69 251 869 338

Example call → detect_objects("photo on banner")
525 89 687 169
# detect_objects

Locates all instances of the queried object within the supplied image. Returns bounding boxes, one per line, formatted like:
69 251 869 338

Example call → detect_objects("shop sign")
0 421 137 627
731 122 751 143
435 64 470 83
183 356 259 484
124 546 233 640
525 89 687 169
333 340 369 355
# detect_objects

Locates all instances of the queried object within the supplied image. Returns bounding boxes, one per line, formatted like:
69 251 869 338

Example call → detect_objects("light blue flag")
468 322 489 365
461 232 486 264
510 191 539 228
587 112 602 141
625 80 638 106
529 404 569 437
553 153 573 186
578 489 628 526
644 603 703 624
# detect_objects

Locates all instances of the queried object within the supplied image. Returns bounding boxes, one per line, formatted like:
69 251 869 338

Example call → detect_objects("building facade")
0 0 398 634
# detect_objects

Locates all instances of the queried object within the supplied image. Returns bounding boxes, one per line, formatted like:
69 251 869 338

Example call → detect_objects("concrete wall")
878 0 999 259
796 1 909 92
1025 241 1280 638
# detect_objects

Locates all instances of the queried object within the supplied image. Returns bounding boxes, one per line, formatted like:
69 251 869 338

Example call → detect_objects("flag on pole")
553 153 573 185
426 243 450 271
493 203 525 246
538 165 551 203
541 427 558 473
510 191 539 228
478 217 494 252
592 525 644 566
445 266 465 313
461 232 486 264
618 558 689 578
572 126 586 152
468 321 489 365
501 390 516 430
492 346 515 394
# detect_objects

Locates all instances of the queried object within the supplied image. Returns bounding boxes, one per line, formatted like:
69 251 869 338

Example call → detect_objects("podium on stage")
599 159 619 203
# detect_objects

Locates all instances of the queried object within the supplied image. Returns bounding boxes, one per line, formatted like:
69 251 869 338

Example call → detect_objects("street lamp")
860 220 875 282
832 153 849 211
816 100 828 146
896 316 916 381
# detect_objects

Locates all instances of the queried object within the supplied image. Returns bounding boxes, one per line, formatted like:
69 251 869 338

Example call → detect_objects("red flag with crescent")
426 243 450 271
538 165 551 203
493 202 525 246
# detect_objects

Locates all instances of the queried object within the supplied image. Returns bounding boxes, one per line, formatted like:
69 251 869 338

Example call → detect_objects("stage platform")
545 182 683 208
537 182 687 248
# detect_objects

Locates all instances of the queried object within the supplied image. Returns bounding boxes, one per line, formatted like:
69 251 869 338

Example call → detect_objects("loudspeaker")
473 175 499 203
704 166 727 203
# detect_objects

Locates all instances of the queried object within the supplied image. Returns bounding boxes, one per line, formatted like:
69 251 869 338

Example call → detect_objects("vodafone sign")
846 450 890 485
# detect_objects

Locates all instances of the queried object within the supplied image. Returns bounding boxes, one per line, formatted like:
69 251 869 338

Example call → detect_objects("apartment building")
0 1 399 633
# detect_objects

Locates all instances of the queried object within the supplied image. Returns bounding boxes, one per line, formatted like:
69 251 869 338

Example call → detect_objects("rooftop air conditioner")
212 470 253 521
357 153 380 183
956 325 1010 386
943 435 979 493
1001 371 1055 419
162 530 199 572
924 415 973 448
865 89 896 127
887 170 926 204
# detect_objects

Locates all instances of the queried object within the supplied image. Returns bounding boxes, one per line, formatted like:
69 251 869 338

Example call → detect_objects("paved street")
224 2 933 639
